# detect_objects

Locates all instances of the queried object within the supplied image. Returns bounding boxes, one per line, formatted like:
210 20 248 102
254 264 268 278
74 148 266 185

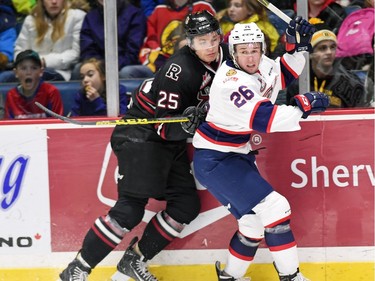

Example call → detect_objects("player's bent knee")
254 191 292 227
167 192 201 224
108 204 145 230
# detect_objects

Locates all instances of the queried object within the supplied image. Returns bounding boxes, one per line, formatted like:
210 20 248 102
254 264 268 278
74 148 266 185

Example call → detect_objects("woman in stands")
69 58 128 116
0 0 86 82
216 0 280 54
308 0 347 34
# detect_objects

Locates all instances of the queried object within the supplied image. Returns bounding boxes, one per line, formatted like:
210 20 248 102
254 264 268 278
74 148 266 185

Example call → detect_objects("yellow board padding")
0 262 374 281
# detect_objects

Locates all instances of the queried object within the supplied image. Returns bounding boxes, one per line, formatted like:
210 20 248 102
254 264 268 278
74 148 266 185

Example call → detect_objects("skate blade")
111 270 132 281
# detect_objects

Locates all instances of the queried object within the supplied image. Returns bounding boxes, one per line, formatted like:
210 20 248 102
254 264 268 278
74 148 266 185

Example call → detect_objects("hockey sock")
225 231 261 278
265 220 299 275
81 215 128 267
138 211 184 260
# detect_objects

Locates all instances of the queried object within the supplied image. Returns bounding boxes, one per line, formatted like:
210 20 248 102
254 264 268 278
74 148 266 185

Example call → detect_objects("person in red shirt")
119 0 216 78
4 49 63 119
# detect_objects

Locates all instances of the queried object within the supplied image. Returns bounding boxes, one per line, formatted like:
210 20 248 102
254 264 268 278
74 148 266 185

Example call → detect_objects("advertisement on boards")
0 112 373 256
45 116 374 252
0 128 51 254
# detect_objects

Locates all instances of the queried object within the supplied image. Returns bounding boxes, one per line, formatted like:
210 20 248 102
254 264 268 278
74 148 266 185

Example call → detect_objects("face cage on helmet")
187 29 223 50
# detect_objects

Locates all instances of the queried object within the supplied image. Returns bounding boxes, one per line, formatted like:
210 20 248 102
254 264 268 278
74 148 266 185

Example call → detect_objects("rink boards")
0 109 374 281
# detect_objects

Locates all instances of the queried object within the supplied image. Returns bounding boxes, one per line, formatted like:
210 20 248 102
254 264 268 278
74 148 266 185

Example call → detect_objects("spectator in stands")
12 0 36 33
364 53 374 107
0 1 17 72
308 0 347 34
69 58 128 116
119 0 215 78
76 0 146 80
0 94 4 119
70 0 91 12
4 50 63 119
286 29 366 108
268 0 296 10
349 0 374 7
140 0 164 17
216 0 279 54
0 0 86 83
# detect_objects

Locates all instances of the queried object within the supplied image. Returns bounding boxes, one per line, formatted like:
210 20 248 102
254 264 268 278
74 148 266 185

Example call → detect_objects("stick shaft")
35 102 189 126
257 0 292 23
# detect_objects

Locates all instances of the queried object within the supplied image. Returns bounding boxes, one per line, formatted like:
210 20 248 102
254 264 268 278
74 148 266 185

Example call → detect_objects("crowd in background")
0 0 374 119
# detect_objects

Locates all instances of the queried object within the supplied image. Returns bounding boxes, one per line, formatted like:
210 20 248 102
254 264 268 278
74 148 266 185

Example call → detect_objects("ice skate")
215 261 251 281
111 236 158 281
58 257 91 281
279 268 310 281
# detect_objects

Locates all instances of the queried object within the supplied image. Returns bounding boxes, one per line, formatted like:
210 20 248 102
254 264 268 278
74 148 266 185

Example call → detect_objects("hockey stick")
35 102 189 126
256 0 292 24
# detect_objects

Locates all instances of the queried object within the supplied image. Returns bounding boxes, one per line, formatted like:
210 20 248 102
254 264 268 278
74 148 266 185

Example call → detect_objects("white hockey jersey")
193 52 306 154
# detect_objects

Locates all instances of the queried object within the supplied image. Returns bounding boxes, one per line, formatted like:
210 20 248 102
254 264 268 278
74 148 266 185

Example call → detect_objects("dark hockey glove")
181 103 208 135
285 16 315 53
293 91 329 119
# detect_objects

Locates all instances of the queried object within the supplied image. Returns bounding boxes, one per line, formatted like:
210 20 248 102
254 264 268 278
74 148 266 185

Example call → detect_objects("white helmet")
228 23 266 59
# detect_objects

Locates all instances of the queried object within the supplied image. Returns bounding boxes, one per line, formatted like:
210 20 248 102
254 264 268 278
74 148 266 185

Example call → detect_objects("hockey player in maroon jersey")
193 20 329 280
58 10 229 281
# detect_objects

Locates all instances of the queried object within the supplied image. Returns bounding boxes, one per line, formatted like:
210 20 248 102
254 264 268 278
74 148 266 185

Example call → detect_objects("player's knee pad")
229 231 262 260
108 199 145 230
264 219 296 251
157 211 185 237
166 192 200 224
92 215 129 247
252 191 291 228
238 213 265 239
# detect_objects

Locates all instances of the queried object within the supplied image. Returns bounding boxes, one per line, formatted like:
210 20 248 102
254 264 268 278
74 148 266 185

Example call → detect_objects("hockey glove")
285 16 315 53
181 103 208 135
293 91 329 119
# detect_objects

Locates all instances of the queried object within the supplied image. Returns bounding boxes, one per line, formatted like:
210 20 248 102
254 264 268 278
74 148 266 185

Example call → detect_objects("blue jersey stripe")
197 123 251 147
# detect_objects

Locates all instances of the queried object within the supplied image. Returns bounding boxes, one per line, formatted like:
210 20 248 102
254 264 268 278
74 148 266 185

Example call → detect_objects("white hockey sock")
224 252 252 278
271 246 300 275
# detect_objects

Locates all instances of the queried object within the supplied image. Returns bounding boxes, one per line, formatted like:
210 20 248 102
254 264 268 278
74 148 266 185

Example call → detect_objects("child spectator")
69 58 128 116
286 29 366 107
0 0 86 82
119 0 216 78
0 0 17 71
4 50 63 119
77 0 146 80
308 0 347 34
216 0 279 54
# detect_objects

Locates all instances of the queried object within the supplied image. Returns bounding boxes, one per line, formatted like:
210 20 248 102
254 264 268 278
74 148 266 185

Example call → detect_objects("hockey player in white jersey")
191 19 329 280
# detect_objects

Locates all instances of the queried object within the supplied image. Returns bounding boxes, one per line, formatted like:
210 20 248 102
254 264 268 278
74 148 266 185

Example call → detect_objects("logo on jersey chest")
258 77 266 92
200 72 212 90
166 63 182 81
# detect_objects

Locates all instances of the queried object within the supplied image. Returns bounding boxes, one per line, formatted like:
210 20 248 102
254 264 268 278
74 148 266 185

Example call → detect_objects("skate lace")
135 259 158 281
72 267 88 281
236 277 251 281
